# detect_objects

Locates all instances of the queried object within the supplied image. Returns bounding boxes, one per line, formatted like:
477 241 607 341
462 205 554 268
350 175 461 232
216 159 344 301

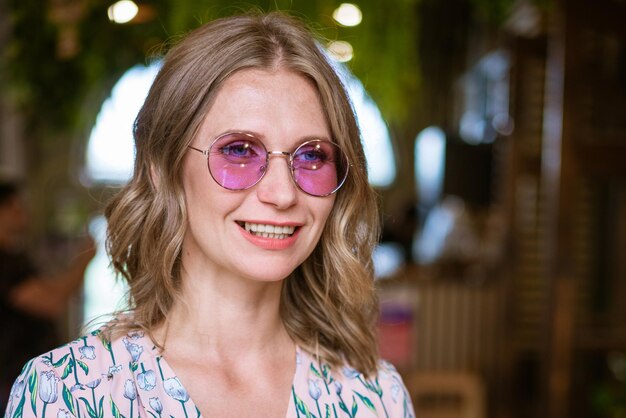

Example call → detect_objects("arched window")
85 63 160 183
83 62 160 326
414 126 446 208
331 62 396 187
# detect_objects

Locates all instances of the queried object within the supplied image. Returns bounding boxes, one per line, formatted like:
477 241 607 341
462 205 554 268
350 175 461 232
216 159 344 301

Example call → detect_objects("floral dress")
4 327 415 418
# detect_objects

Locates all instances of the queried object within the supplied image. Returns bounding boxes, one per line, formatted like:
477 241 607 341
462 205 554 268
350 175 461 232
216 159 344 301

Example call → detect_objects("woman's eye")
221 142 255 157
296 148 328 164
303 150 326 162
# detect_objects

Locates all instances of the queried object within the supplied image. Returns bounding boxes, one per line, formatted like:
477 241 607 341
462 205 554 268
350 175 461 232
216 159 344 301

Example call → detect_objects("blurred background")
1 0 625 417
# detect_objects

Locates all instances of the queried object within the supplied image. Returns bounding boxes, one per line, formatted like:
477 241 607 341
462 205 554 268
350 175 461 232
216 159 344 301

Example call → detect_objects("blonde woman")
5 12 414 418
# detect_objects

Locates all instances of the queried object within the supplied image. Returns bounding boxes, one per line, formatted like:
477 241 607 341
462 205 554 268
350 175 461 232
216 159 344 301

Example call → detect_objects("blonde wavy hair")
105 12 381 374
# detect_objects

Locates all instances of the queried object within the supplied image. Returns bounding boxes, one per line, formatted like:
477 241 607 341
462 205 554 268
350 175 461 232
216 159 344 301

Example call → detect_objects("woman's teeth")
244 222 296 239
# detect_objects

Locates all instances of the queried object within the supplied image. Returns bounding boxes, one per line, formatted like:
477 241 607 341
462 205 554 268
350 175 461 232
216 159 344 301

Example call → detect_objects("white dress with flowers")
4 327 415 418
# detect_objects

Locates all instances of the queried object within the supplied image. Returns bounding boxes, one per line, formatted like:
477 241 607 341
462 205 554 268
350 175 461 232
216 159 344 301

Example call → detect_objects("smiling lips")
237 221 300 250
243 222 296 239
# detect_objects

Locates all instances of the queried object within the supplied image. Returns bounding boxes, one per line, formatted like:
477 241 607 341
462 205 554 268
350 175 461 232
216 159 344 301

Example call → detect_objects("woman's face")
180 68 336 284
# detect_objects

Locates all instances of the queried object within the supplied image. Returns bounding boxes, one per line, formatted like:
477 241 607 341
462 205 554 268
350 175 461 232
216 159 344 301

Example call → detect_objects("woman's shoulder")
35 326 149 375
297 347 408 386
5 325 157 418
7 326 147 388
336 358 412 402
294 348 415 417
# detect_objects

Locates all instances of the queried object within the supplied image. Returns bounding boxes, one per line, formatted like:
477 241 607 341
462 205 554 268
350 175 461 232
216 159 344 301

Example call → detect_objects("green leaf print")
28 370 38 415
98 396 104 418
351 395 358 416
62 384 76 416
27 370 36 391
110 398 122 418
99 334 116 364
321 364 330 380
310 363 322 379
338 401 351 418
358 377 377 394
62 360 75 379
373 379 383 397
325 404 331 418
354 392 377 414
102 337 112 353
77 360 89 375
80 397 98 418
12 391 25 418
294 392 314 418
53 354 70 368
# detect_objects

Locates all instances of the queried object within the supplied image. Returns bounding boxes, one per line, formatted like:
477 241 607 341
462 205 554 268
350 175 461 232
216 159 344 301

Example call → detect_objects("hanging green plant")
5 0 172 138
4 0 545 141
3 0 424 141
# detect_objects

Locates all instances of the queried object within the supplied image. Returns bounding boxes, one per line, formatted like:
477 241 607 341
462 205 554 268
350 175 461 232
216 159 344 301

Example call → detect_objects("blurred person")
4 12 414 418
0 180 95 411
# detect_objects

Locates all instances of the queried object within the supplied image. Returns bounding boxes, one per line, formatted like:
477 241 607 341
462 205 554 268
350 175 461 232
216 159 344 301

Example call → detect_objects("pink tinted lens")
208 133 267 190
292 140 348 196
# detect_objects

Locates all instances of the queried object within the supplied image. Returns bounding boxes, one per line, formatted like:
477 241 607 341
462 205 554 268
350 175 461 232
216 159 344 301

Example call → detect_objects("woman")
5 12 414 418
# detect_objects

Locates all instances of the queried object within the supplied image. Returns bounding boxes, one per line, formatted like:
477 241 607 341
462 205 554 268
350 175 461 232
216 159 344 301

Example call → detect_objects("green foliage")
469 0 515 23
591 382 626 418
468 0 552 24
4 0 535 138
6 0 168 137
3 0 423 139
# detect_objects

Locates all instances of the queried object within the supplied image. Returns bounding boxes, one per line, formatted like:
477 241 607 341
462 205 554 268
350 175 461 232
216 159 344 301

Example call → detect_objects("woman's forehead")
194 68 331 147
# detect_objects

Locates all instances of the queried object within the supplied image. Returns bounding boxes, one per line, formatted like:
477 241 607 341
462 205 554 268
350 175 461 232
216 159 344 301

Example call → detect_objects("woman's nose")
255 154 298 209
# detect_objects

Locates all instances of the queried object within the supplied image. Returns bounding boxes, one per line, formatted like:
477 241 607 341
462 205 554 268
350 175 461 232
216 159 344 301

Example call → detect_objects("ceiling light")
107 0 139 24
332 3 363 27
327 41 354 62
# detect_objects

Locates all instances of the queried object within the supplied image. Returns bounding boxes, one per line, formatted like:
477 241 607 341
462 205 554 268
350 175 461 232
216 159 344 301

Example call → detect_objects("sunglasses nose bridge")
267 150 291 159
258 150 299 191
265 150 293 170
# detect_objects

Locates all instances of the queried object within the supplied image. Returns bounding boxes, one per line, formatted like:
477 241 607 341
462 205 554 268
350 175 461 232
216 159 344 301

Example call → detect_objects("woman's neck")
154 269 291 360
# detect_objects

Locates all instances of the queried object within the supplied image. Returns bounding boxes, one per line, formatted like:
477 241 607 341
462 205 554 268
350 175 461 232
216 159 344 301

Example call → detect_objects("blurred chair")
404 372 485 418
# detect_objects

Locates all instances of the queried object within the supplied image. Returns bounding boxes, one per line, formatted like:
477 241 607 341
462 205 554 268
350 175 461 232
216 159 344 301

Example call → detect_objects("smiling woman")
82 46 394 330
5 12 415 418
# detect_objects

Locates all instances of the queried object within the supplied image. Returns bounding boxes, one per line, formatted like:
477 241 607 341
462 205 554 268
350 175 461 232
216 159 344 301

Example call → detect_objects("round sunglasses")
188 132 350 197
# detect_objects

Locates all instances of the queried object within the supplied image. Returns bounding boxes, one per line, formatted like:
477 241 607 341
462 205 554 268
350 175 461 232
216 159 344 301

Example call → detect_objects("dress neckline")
134 333 301 418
